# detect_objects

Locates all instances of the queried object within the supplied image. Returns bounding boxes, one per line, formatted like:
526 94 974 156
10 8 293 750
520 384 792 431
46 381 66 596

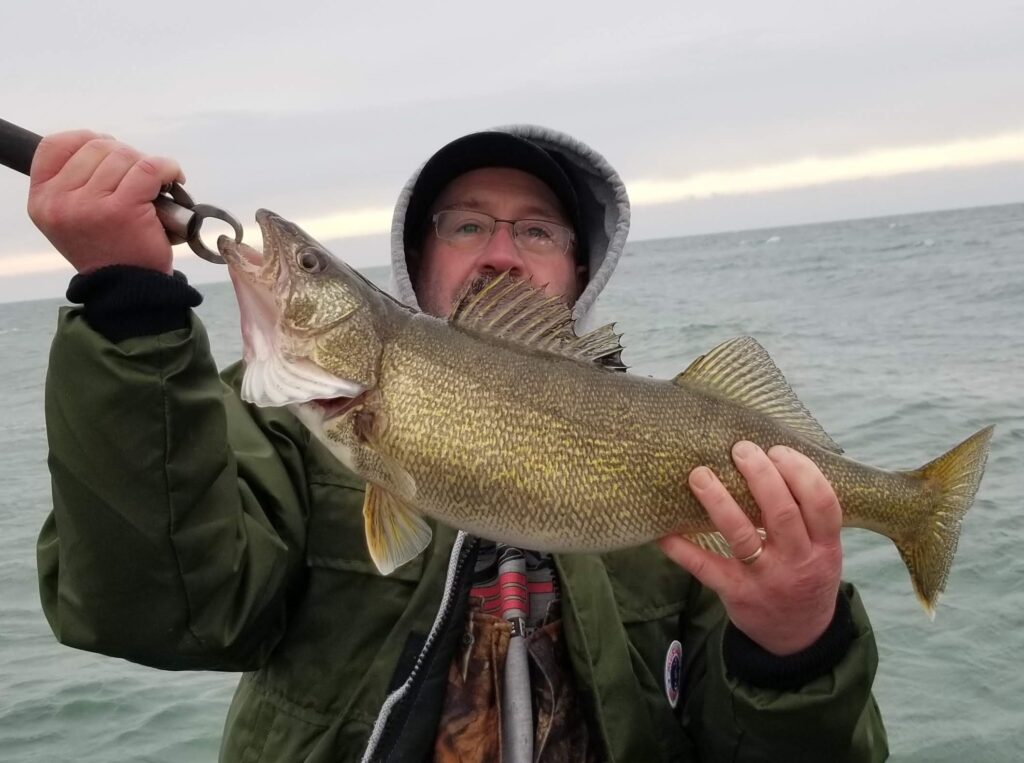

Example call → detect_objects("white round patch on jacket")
664 639 683 708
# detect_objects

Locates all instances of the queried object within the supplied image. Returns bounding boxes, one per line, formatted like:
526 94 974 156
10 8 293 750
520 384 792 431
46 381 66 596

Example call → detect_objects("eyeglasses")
431 210 575 257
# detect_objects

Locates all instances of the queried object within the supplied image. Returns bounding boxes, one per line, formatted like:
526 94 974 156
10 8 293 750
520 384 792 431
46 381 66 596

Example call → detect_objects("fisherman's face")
414 167 586 318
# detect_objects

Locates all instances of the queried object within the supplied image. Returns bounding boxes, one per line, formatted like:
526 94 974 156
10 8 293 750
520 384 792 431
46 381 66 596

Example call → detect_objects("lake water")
1 202 1022 761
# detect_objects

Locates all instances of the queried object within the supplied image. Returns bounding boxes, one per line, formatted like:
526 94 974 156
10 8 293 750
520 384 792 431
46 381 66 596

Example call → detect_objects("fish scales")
375 312 920 550
218 209 993 614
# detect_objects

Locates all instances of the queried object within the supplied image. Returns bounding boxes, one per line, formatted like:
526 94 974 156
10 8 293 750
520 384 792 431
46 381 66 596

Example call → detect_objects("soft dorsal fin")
449 273 625 368
676 337 843 453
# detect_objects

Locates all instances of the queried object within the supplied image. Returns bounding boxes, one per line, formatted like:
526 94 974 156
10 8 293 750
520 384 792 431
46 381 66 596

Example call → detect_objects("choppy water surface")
1 203 1021 761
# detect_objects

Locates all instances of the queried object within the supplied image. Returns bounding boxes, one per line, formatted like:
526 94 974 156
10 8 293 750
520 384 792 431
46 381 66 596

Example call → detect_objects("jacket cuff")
722 590 856 691
66 265 203 343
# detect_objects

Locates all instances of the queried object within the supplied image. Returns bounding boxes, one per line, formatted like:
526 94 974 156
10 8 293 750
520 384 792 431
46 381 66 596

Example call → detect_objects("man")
31 125 888 761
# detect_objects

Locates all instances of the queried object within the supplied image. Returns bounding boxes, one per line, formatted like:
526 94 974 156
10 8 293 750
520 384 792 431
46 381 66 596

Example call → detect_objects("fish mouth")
217 209 295 282
218 209 370 410
218 237 265 276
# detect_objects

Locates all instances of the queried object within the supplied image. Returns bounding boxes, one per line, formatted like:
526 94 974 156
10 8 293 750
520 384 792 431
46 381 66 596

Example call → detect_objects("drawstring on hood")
389 125 631 329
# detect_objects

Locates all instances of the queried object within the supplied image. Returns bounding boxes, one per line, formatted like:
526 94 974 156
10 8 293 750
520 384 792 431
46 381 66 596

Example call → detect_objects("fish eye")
297 247 325 273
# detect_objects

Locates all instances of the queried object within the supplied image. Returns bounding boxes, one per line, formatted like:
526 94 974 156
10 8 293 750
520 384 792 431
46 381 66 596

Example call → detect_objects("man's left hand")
658 441 843 656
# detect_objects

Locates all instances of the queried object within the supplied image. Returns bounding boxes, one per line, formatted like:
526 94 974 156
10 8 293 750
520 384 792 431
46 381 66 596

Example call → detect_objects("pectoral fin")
683 527 766 558
363 483 432 575
683 531 733 557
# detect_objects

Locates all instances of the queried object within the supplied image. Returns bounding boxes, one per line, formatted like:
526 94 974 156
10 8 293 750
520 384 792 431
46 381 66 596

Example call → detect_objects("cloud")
295 206 394 241
3 129 1022 281
0 251 71 278
190 128 1024 236
629 131 1024 205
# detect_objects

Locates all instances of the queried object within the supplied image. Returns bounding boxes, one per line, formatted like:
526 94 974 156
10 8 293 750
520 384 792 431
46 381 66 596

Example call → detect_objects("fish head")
218 209 402 413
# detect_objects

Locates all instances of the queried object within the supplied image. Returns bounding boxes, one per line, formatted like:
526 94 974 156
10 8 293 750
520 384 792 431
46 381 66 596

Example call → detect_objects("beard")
450 271 528 309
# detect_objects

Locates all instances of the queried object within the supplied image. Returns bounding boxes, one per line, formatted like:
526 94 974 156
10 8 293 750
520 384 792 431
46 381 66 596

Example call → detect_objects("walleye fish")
219 210 993 616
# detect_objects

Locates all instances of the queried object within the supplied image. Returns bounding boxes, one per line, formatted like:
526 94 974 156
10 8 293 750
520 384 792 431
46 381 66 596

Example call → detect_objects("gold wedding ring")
738 544 765 565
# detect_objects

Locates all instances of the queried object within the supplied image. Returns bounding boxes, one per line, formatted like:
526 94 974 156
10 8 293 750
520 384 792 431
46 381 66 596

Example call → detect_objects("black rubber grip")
0 118 43 176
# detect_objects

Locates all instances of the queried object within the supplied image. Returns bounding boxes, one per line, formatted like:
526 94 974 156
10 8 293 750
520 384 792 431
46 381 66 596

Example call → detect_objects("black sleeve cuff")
723 590 857 691
66 265 203 343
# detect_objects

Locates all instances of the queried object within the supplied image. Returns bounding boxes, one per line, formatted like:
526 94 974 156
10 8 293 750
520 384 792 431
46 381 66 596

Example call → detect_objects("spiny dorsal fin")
676 336 842 453
449 272 626 368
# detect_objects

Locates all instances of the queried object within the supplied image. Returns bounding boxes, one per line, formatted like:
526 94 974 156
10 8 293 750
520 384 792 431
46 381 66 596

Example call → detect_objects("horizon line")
3 129 1022 278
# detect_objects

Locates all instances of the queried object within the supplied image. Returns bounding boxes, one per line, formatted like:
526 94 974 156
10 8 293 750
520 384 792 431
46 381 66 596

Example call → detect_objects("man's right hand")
27 130 185 275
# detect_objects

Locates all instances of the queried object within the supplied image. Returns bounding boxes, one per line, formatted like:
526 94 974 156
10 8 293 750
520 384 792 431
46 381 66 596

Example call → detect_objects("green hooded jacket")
39 125 888 761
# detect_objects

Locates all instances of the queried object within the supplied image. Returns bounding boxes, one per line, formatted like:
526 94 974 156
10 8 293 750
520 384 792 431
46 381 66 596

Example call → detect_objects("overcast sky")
1 0 1022 302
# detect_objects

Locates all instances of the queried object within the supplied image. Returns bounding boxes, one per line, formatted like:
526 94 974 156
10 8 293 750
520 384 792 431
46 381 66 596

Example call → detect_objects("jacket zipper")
360 530 477 762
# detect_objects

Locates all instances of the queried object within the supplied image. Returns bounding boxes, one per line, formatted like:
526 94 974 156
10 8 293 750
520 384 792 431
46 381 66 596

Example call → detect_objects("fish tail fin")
896 425 994 618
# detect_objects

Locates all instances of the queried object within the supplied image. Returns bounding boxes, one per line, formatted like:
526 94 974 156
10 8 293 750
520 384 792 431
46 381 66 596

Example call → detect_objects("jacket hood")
389 125 630 328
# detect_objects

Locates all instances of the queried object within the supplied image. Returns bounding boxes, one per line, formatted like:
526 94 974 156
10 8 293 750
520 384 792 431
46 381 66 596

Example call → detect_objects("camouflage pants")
433 610 601 762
